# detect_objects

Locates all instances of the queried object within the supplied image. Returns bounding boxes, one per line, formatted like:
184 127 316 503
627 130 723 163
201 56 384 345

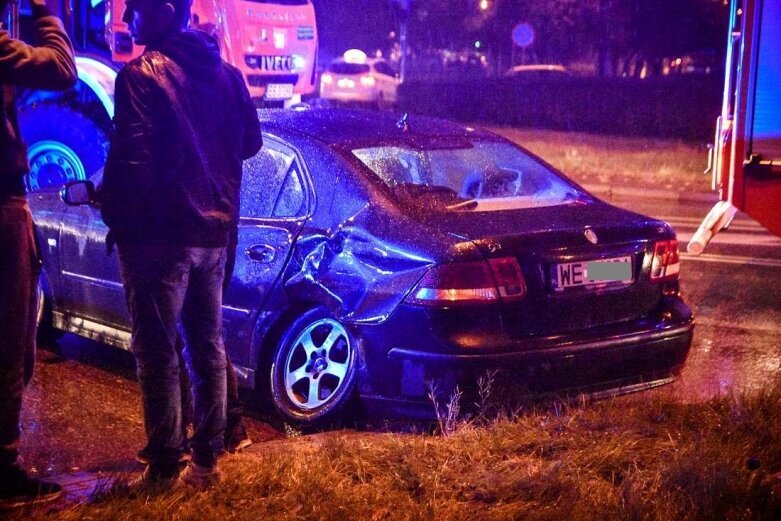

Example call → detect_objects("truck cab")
107 0 319 102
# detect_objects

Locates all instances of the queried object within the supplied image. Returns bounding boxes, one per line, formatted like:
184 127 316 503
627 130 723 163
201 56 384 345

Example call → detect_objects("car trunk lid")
421 202 674 338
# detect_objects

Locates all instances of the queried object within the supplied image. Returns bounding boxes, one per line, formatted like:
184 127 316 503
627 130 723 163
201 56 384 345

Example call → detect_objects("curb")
582 183 719 204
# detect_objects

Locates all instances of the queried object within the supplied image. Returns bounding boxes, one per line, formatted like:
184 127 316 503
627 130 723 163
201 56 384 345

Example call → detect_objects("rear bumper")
357 300 694 420
386 321 692 364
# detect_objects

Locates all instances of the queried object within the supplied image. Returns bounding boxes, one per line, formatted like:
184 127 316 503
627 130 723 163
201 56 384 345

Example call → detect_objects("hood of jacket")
151 29 223 79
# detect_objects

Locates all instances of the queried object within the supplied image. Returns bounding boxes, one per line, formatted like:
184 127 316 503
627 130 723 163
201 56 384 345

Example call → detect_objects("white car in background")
320 50 400 108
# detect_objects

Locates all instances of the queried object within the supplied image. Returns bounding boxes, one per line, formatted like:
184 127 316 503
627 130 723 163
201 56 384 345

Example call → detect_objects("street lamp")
479 0 490 11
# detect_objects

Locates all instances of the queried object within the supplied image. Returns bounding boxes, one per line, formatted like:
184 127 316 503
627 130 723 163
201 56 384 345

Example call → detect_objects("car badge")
584 229 598 244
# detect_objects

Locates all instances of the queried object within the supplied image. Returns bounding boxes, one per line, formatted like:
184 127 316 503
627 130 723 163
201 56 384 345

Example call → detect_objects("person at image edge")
0 0 77 509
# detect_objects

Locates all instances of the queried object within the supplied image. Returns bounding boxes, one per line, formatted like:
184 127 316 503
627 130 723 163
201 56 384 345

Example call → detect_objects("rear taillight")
407 257 526 306
487 257 527 301
650 239 680 282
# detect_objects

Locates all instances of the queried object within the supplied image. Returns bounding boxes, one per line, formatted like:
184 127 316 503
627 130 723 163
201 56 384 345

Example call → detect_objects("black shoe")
0 464 63 510
225 421 253 453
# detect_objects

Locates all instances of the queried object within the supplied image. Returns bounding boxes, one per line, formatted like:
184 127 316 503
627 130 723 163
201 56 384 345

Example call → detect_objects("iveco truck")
6 0 318 191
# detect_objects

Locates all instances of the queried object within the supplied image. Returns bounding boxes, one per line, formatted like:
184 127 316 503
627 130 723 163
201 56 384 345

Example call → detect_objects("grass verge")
488 127 712 194
14 381 781 520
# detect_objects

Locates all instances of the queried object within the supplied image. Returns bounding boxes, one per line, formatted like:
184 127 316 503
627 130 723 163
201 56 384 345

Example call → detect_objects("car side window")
240 142 303 219
272 162 306 218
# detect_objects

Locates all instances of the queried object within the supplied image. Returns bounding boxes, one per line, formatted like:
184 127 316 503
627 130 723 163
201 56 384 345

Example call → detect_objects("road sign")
512 22 535 48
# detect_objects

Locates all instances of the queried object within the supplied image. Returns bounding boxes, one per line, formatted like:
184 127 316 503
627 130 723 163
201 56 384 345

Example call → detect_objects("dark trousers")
223 230 244 431
175 229 243 435
118 242 228 471
175 338 242 435
0 197 40 469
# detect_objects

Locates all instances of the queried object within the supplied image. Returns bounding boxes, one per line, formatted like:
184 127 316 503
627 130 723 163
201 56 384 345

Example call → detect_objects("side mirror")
60 180 96 206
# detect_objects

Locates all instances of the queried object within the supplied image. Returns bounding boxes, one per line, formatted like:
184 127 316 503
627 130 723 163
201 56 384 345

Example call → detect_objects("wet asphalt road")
610 194 781 399
15 194 781 479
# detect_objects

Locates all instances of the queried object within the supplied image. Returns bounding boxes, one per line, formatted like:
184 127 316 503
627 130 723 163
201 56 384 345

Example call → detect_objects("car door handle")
245 244 277 263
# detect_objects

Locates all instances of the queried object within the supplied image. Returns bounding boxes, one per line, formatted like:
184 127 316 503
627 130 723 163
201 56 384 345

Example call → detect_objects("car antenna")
396 112 410 132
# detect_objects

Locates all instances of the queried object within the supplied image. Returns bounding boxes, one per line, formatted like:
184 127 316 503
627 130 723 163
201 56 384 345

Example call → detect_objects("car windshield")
352 141 584 213
328 63 371 75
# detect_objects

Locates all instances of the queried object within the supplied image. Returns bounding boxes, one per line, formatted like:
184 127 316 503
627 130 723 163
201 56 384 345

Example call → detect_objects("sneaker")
136 447 192 465
181 462 221 489
224 422 253 454
0 465 63 510
126 466 182 492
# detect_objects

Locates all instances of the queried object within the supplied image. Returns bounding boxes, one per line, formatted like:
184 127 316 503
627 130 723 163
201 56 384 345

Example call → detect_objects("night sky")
313 0 398 61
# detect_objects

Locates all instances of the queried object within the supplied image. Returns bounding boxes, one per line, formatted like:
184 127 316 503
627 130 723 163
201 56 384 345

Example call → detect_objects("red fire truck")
688 0 781 253
106 0 318 100
7 0 318 191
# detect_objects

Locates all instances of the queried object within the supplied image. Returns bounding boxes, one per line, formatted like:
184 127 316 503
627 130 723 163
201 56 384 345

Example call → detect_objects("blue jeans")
118 242 227 472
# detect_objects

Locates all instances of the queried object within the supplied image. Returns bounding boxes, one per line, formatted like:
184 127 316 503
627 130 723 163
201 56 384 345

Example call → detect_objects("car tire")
269 307 359 425
36 273 63 345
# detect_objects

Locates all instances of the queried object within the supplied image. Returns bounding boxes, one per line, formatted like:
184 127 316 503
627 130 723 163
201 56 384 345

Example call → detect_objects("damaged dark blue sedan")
30 109 694 424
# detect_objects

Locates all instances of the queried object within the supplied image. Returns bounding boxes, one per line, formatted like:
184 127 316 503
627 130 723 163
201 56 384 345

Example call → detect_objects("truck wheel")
17 104 108 192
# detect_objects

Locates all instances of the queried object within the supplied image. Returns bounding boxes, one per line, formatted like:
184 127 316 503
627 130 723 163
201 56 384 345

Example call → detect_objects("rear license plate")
551 256 633 291
265 83 294 100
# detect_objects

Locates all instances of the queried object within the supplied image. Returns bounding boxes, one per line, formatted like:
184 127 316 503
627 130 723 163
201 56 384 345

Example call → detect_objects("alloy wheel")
281 318 354 411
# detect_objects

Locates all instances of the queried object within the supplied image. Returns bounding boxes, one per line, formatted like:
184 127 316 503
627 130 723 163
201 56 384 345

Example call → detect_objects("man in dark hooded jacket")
101 0 262 487
0 0 76 508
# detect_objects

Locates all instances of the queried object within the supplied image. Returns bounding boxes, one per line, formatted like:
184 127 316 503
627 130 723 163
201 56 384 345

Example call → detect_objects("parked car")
31 109 694 424
665 50 720 76
320 50 400 108
441 48 489 71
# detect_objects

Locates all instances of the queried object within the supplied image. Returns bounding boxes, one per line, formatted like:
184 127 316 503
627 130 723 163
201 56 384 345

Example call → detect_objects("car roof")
258 108 498 147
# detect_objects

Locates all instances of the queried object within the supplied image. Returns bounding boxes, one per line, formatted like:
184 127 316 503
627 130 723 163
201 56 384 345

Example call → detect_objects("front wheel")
269 308 358 424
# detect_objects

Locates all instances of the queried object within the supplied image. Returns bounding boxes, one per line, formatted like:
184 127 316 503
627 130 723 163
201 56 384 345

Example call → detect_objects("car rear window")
352 141 584 213
328 63 371 75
